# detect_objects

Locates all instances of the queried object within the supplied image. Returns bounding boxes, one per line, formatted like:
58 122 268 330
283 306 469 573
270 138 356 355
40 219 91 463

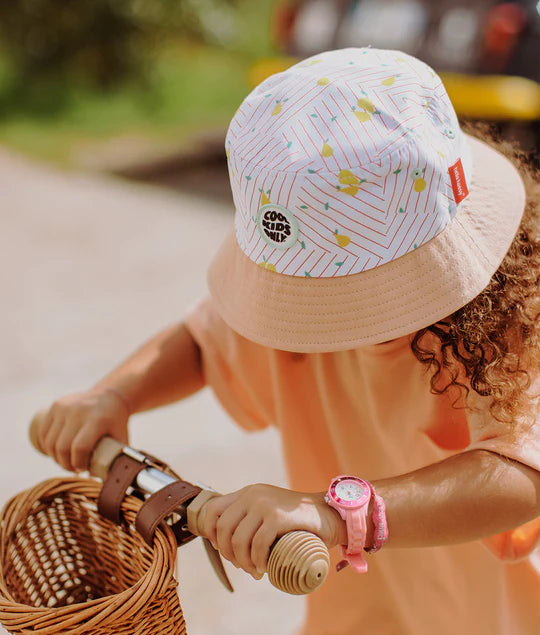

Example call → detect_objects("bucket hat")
208 48 526 352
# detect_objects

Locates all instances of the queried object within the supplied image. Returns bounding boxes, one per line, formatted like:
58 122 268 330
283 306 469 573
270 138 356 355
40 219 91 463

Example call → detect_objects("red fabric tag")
448 158 469 204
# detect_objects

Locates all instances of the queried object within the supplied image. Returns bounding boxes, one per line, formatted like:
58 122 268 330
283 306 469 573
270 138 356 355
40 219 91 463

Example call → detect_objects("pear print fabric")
225 47 472 278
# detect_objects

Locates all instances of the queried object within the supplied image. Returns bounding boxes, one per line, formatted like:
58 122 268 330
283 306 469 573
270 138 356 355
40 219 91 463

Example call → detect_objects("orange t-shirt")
185 297 540 635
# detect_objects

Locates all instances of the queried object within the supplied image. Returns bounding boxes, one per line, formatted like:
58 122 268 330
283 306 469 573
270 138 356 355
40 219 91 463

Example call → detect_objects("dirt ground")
0 149 305 634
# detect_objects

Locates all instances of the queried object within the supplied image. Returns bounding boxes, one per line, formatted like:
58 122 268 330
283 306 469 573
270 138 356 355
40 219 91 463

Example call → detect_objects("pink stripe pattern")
226 48 472 278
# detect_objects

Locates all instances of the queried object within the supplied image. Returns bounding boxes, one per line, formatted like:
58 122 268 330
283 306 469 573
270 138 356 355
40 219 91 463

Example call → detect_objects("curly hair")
411 125 540 425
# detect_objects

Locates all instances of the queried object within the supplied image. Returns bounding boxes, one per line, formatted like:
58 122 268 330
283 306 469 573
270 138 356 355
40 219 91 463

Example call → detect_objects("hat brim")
207 134 526 352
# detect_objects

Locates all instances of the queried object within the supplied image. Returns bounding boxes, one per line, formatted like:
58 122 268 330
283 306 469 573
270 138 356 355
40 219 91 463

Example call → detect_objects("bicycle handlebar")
29 415 329 595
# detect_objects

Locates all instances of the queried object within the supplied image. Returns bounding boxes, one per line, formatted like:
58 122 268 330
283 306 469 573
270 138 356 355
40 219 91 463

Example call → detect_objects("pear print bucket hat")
208 48 526 353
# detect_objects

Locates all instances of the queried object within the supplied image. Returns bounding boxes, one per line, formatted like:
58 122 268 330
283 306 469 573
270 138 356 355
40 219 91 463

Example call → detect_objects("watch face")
330 477 370 508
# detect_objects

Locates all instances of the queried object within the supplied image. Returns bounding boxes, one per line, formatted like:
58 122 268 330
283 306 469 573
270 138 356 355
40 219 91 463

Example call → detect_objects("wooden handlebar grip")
267 530 330 594
29 411 45 455
187 490 330 594
29 413 125 480
88 437 126 481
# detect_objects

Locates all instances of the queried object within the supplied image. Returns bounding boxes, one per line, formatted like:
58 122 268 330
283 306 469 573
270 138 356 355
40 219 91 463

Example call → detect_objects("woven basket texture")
0 478 185 634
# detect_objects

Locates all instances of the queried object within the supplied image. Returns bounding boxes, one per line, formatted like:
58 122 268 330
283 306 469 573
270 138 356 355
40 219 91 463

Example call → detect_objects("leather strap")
135 480 202 546
97 453 146 524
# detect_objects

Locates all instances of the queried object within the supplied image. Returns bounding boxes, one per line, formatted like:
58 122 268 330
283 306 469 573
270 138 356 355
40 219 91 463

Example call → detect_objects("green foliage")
0 42 252 164
0 0 242 112
0 0 282 164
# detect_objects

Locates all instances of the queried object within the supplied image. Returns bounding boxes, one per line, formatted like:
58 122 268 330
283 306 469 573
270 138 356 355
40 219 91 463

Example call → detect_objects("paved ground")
0 150 304 634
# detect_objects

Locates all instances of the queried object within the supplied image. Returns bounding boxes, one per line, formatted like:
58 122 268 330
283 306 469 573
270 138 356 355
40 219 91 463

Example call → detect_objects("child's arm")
369 449 540 547
33 323 203 473
92 322 204 412
198 449 540 579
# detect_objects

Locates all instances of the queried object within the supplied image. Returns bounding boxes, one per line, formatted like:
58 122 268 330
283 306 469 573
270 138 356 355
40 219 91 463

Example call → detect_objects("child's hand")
32 387 130 473
199 484 347 579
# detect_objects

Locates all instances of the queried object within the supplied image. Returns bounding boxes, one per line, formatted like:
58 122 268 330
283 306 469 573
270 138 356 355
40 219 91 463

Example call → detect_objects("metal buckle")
122 446 152 465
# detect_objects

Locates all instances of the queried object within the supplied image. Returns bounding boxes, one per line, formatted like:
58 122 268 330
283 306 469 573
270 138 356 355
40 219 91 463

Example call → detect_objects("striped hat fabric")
207 48 526 352
226 48 471 277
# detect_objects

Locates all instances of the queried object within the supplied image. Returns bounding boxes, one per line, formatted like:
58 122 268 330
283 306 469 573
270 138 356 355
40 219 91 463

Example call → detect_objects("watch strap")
338 506 368 572
345 506 367 553
338 547 368 573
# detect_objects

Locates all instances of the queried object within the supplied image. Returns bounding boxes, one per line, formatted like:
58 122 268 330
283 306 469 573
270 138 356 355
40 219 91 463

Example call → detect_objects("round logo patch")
256 204 298 249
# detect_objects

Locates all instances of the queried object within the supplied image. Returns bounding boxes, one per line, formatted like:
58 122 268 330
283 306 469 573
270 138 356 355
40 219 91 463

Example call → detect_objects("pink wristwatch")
325 475 372 573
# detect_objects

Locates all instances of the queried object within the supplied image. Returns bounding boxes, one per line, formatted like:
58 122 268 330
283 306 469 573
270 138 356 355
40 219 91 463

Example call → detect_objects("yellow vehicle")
249 58 540 122
250 0 540 155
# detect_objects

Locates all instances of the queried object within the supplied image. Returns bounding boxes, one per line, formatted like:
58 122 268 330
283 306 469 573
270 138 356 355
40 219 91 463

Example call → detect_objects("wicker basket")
0 477 185 634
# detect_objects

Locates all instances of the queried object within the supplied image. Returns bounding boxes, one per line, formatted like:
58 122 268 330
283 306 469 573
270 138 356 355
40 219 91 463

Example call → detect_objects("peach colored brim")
208 135 526 353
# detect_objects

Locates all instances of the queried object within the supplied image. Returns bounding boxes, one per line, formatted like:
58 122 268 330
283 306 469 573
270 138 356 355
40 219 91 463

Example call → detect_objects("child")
33 48 539 634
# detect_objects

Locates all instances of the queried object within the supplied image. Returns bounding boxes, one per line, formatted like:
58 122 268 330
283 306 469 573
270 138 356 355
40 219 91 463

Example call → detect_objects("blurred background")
0 0 538 198
0 2 538 635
